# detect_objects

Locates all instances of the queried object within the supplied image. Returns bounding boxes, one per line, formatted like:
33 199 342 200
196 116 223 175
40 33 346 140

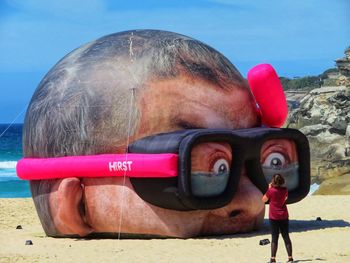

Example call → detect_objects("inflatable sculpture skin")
18 30 310 238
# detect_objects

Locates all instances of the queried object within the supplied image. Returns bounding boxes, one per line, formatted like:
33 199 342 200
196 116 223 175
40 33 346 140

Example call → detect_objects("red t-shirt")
266 186 289 220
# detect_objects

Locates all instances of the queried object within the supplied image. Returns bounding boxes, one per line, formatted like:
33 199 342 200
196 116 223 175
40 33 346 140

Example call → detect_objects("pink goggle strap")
247 64 288 128
16 153 178 180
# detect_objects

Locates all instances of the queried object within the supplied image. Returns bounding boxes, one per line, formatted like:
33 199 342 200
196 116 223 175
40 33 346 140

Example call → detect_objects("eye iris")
271 158 282 166
213 159 229 176
263 152 286 168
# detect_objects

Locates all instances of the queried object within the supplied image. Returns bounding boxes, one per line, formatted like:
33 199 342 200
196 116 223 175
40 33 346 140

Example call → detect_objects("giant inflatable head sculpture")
17 30 310 238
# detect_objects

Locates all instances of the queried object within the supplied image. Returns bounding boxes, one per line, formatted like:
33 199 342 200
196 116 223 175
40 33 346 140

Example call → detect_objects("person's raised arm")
262 194 269 203
262 183 273 203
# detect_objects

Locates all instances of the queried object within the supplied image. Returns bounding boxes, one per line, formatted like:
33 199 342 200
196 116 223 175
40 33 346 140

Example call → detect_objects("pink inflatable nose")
247 64 288 128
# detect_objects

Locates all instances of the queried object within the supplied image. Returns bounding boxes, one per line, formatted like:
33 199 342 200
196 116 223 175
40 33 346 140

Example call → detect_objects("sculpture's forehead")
134 75 258 140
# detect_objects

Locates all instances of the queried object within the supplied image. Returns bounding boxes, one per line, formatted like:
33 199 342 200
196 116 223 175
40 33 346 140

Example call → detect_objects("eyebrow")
179 61 237 91
261 141 296 160
174 119 204 130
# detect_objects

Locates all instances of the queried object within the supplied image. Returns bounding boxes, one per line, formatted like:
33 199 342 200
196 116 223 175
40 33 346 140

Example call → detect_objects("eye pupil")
219 164 227 174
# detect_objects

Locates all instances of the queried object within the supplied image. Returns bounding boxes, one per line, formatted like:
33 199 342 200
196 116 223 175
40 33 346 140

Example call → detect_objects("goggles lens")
190 142 232 197
260 139 299 191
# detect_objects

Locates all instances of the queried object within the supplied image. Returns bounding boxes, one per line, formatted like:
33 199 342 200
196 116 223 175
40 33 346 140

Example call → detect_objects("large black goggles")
129 127 310 211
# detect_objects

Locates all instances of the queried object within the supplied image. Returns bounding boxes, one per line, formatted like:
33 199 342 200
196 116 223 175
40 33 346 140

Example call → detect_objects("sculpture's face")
48 73 269 238
23 30 306 238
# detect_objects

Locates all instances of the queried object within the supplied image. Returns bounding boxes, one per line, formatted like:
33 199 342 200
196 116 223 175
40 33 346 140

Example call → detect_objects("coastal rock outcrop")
335 46 350 86
287 47 350 194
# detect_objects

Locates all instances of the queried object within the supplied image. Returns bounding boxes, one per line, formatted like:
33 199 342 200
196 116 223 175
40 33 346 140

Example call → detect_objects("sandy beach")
0 196 349 263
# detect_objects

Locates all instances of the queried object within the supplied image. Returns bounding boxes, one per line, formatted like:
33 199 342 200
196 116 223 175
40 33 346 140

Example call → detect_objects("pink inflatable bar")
247 64 288 128
16 153 178 180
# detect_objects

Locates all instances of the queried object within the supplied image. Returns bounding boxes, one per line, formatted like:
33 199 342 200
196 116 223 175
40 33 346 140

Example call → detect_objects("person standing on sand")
262 174 294 263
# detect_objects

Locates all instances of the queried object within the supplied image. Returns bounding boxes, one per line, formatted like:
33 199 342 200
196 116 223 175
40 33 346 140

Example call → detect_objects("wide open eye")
263 152 286 168
190 142 232 197
212 159 229 176
260 139 300 191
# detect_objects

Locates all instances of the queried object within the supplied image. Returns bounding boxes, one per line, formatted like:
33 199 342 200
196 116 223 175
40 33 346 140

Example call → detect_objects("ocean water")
0 123 30 198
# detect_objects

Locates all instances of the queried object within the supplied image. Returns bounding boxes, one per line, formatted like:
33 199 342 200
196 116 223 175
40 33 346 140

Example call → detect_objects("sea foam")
0 161 17 169
309 183 320 195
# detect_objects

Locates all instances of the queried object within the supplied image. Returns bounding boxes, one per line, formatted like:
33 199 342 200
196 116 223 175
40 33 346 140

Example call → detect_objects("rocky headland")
286 47 350 195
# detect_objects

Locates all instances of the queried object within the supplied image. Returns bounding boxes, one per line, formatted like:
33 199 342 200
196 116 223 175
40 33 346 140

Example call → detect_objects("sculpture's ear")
51 178 93 237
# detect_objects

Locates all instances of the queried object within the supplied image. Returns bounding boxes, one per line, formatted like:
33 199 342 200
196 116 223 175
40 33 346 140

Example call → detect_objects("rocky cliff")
335 46 350 86
287 47 350 194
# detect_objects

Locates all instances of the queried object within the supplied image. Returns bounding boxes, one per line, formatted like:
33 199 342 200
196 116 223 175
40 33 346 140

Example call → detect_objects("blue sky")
0 0 349 123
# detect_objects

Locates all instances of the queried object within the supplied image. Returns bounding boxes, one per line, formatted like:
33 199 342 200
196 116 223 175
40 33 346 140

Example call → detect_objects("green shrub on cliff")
280 67 339 91
280 76 321 91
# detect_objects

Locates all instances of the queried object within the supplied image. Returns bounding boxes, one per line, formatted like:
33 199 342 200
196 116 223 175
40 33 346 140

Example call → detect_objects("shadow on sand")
289 219 350 233
210 218 350 239
69 219 350 240
292 259 327 262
